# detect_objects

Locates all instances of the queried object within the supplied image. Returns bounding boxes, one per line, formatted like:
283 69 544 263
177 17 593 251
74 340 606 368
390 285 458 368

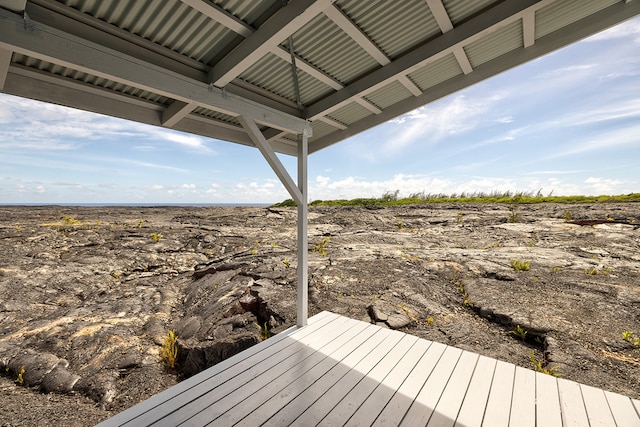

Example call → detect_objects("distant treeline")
273 190 640 207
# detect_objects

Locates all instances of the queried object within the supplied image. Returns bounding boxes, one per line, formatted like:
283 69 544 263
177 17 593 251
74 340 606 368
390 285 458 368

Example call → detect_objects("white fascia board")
309 0 640 152
307 0 550 119
0 8 309 134
209 0 335 87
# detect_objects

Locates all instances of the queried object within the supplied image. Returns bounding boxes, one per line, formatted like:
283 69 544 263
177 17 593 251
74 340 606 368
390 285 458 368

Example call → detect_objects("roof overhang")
1 0 639 156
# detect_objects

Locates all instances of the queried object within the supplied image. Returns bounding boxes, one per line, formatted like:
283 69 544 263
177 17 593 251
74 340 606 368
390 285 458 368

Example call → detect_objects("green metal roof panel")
192 107 239 125
536 0 620 39
408 53 463 92
337 0 441 59
310 119 339 141
464 20 523 68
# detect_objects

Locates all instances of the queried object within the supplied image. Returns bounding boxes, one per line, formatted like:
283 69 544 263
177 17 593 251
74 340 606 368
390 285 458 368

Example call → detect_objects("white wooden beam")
0 9 309 134
0 47 11 90
323 5 390 65
317 115 347 130
209 0 334 87
180 0 253 38
297 131 309 327
426 0 453 32
453 48 473 74
238 115 303 205
271 46 344 91
397 75 422 96
307 0 553 119
161 100 196 128
354 96 382 114
522 10 536 48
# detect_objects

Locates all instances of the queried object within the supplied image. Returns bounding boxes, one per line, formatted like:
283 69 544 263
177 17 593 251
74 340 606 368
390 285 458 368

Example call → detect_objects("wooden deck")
98 311 640 426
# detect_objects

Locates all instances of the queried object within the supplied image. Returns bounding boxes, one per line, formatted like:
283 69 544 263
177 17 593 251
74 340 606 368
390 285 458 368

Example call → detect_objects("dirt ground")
0 203 638 426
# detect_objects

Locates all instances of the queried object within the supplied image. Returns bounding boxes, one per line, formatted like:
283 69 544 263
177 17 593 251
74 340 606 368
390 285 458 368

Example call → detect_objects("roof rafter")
307 0 552 119
522 9 536 48
271 46 343 91
309 0 640 152
209 0 335 88
322 4 390 65
0 8 309 135
179 0 254 37
426 0 472 74
161 100 196 127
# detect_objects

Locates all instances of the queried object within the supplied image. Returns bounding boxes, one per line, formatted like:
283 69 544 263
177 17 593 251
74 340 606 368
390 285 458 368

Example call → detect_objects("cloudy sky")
1 17 639 205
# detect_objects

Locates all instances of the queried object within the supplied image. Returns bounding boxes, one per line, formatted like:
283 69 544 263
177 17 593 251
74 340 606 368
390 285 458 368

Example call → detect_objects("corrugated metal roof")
326 101 373 126
289 13 381 84
408 53 463 92
337 0 441 59
464 20 523 68
13 53 169 104
2 0 637 155
60 0 241 64
536 0 620 39
364 81 414 110
443 0 499 26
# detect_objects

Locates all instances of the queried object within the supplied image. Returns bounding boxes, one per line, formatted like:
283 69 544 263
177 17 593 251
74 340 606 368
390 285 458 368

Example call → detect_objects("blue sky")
1 17 639 204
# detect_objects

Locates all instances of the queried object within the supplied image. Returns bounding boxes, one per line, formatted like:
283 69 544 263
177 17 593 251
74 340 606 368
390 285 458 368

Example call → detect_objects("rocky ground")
0 203 638 426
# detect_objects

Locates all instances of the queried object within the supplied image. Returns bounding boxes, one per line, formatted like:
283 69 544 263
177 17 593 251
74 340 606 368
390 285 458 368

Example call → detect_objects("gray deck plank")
344 338 430 427
98 311 640 427
233 322 380 426
97 311 337 427
372 341 447 427
427 350 479 427
509 367 536 427
558 378 589 426
290 327 403 427
141 313 352 426
482 360 516 427
534 372 562 427
318 333 420 426
454 356 497 427
399 345 464 426
604 390 640 426
580 384 616 426
175 316 370 426
263 327 390 426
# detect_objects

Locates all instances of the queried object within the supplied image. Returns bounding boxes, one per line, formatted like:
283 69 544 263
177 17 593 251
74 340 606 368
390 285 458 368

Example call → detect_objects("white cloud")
586 18 640 43
584 177 635 195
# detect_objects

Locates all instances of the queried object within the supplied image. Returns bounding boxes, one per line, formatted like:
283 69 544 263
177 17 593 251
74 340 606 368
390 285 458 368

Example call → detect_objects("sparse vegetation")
510 325 528 341
283 257 290 268
15 366 25 385
160 330 178 369
312 236 330 257
510 258 531 271
564 209 573 221
508 204 519 223
276 191 640 207
622 331 640 348
531 351 562 377
451 274 473 307
150 233 163 242
256 322 270 340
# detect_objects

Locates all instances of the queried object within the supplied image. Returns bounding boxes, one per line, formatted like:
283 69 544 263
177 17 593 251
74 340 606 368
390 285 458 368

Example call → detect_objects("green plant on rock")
622 331 640 348
564 209 573 221
15 366 25 385
456 212 464 224
531 351 561 377
313 236 330 257
510 258 530 271
585 267 599 275
150 233 163 242
508 204 519 223
283 257 290 268
510 325 528 341
160 330 178 369
256 322 270 340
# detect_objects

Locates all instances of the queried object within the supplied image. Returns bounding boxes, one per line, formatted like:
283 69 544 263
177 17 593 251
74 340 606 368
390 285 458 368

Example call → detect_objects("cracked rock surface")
0 204 638 426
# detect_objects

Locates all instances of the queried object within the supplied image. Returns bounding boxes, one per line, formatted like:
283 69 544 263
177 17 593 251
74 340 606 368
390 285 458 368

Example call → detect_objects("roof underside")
0 0 639 156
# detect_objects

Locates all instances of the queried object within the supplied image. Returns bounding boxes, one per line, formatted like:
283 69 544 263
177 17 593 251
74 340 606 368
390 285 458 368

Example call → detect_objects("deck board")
97 311 640 427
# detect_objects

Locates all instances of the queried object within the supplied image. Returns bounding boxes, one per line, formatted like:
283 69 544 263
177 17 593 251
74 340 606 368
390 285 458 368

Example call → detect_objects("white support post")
297 130 309 327
239 115 310 327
